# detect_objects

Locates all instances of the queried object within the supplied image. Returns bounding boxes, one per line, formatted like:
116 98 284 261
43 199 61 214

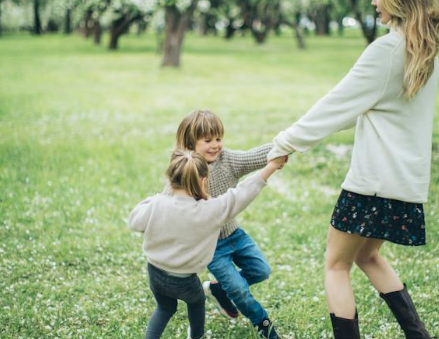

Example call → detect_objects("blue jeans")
146 263 205 339
207 228 271 325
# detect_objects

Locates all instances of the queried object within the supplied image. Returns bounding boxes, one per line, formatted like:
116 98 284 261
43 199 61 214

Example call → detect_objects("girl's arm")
267 33 398 161
225 143 273 179
128 196 155 232
210 157 285 225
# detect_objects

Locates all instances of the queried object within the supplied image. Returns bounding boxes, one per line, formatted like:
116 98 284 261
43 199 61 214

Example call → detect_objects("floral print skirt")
331 190 426 246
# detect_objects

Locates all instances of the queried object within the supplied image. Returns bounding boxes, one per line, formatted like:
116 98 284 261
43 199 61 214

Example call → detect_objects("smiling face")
372 0 391 24
195 135 223 163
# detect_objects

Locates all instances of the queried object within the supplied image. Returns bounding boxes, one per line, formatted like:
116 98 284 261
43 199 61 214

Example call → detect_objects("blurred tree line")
0 0 380 67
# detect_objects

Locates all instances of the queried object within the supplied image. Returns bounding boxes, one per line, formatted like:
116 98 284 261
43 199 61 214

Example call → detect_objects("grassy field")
0 30 438 339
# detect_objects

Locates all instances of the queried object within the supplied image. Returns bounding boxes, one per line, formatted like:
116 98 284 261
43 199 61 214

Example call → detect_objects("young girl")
173 110 282 339
129 150 285 339
267 0 438 338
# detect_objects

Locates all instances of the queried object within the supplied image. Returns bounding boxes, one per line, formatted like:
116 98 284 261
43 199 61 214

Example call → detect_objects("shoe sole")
202 281 238 320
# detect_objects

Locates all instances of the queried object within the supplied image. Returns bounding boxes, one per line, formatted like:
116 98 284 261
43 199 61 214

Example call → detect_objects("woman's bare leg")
354 238 404 294
325 226 367 319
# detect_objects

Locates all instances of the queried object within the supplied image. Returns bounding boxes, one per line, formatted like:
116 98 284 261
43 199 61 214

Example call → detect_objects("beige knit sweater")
128 172 267 274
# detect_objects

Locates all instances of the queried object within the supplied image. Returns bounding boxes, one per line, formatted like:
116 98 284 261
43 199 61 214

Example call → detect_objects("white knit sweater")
268 29 438 203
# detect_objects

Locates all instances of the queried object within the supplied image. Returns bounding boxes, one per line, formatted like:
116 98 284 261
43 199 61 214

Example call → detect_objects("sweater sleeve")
128 196 156 232
208 172 267 226
225 143 273 179
267 35 395 161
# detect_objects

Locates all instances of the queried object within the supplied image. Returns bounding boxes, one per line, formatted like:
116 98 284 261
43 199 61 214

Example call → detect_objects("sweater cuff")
267 131 299 161
251 171 268 186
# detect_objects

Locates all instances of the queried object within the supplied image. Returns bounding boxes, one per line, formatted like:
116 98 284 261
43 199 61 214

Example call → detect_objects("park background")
0 0 438 338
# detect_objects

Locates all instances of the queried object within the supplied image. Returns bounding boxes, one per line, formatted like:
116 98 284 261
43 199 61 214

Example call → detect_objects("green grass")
0 30 438 339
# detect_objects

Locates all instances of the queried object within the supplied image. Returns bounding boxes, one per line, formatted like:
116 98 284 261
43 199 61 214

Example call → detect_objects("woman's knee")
355 250 381 269
325 252 354 272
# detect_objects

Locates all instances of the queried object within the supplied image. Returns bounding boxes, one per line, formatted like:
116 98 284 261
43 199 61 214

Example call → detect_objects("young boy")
173 110 282 339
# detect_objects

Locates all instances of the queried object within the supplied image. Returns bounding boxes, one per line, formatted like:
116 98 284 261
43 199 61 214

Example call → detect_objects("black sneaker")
256 318 281 339
203 281 239 319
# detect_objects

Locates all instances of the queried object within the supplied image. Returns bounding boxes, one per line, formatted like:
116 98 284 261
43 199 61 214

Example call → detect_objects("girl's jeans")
207 228 271 325
146 263 205 339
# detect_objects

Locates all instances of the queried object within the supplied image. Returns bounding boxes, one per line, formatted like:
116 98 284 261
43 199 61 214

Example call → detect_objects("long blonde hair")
166 150 209 200
384 0 439 98
175 110 224 150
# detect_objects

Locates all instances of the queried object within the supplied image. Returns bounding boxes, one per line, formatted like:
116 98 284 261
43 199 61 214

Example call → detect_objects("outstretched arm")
226 143 273 179
267 35 395 161
210 156 286 226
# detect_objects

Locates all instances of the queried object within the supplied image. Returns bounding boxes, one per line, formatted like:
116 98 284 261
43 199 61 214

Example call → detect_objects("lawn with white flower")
1 31 438 339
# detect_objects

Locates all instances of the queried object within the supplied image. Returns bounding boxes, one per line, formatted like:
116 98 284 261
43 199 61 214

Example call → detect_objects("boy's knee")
228 288 251 302
252 265 271 283
261 264 271 280
224 279 249 296
208 259 228 276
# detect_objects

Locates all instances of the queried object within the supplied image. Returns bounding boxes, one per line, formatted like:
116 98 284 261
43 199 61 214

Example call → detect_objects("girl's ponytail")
166 150 209 200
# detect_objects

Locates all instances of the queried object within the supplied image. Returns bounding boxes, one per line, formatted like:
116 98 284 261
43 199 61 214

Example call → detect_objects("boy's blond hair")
166 150 209 200
175 110 224 150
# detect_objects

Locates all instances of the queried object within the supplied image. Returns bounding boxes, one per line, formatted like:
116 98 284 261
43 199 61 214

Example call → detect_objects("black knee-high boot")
330 311 360 339
380 284 432 339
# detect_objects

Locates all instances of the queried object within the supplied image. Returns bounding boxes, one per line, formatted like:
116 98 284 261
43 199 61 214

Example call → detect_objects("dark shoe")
256 318 282 339
330 311 360 339
203 281 239 319
380 284 432 339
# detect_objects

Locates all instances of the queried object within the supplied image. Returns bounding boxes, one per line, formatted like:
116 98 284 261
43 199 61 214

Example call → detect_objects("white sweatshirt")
128 172 266 274
268 29 438 203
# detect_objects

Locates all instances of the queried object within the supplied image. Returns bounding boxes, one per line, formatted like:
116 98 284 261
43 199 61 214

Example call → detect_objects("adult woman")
267 0 439 338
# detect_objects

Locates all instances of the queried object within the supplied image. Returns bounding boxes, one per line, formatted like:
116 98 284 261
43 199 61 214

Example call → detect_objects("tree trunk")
293 12 305 49
162 1 199 68
109 14 139 50
64 8 72 34
293 25 305 49
109 21 123 50
251 30 267 44
355 10 378 44
224 20 236 39
351 0 378 44
94 20 102 45
200 14 208 35
0 3 2 37
33 0 42 35
281 15 305 50
137 20 147 35
314 4 330 36
46 19 58 32
337 17 344 36
273 20 281 36
83 9 93 38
